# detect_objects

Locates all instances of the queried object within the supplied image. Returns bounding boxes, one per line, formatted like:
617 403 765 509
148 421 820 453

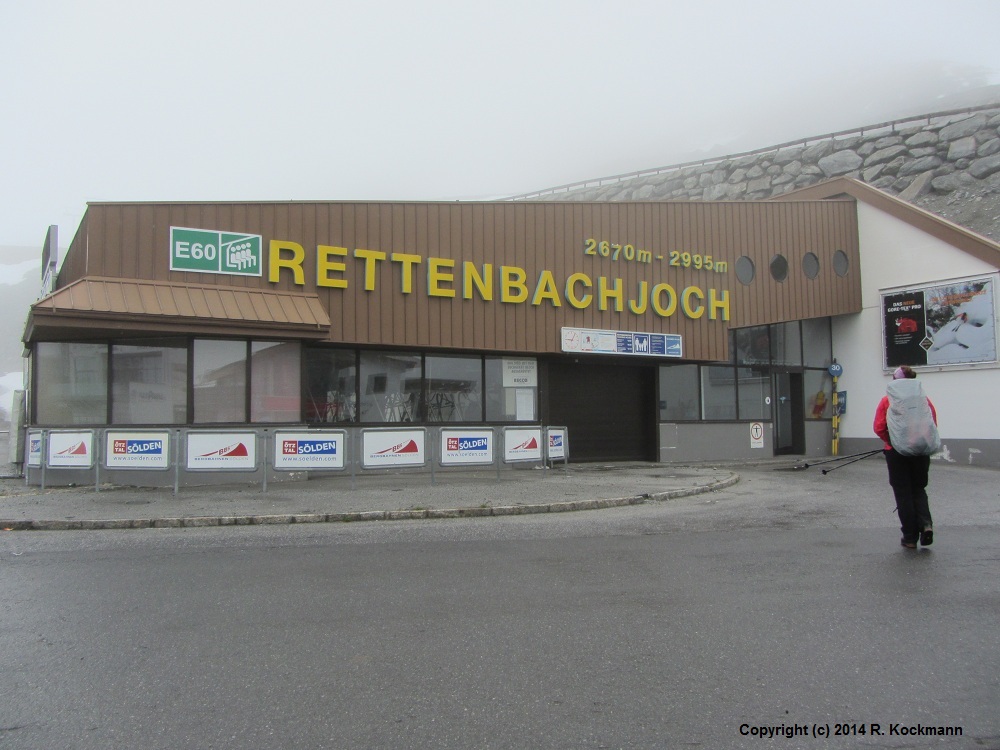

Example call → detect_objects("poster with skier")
882 276 996 368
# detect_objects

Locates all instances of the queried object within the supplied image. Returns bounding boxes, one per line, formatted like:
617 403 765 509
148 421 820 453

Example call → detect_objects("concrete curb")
0 472 739 531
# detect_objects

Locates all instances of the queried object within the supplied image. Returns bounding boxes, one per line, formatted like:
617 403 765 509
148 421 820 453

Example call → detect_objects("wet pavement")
0 462 738 530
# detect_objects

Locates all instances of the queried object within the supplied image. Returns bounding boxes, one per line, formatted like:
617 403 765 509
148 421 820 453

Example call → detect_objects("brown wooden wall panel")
51 199 862 362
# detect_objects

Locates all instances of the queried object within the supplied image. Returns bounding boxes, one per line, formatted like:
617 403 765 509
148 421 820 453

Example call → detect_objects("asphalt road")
2 460 998 750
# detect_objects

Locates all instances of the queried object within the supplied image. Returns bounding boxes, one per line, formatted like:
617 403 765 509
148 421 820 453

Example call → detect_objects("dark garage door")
546 361 657 462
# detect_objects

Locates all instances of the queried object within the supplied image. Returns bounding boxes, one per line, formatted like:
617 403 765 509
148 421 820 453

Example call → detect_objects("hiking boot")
920 527 934 546
901 538 917 549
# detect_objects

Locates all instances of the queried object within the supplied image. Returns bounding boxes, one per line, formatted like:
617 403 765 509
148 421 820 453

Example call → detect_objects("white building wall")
833 201 999 464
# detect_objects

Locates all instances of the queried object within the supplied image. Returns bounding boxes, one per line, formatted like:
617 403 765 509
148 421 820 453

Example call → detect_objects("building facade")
19 178 1000 484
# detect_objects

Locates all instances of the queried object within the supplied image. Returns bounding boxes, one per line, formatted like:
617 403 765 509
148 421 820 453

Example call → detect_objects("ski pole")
821 449 882 475
795 449 882 470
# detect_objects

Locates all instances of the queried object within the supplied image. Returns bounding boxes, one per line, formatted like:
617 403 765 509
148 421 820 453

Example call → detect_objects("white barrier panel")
503 427 543 463
105 431 172 470
26 430 42 468
440 429 494 466
187 432 257 471
362 429 426 468
273 431 346 470
47 430 95 468
546 427 568 460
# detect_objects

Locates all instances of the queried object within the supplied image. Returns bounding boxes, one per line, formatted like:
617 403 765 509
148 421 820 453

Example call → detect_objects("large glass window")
770 321 802 366
112 341 187 424
658 364 699 421
737 366 771 420
193 339 246 423
36 342 108 425
303 348 357 423
425 355 483 422
251 341 301 423
485 357 537 422
802 318 833 367
701 366 737 420
359 351 421 423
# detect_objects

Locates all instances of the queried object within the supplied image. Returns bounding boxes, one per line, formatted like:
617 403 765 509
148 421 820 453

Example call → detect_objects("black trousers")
884 449 932 542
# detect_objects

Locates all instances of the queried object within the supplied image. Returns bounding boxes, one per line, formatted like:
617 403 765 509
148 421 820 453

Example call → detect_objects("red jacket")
873 395 938 450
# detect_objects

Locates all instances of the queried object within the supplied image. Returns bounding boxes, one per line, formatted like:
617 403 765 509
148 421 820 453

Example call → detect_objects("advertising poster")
440 429 494 466
883 277 996 367
362 429 426 468
273 431 345 470
105 431 171 470
561 327 682 358
503 428 543 463
186 432 257 471
47 431 94 468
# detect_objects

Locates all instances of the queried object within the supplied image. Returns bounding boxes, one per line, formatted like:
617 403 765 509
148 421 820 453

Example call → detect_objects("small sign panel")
562 327 682 358
26 430 42 468
440 429 494 466
186 432 257 471
273 431 345 470
504 428 543 463
362 429 426 468
47 431 95 468
546 427 568 460
750 422 765 449
105 431 171 470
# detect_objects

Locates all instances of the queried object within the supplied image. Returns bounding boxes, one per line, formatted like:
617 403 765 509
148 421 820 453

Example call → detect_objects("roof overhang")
24 277 332 343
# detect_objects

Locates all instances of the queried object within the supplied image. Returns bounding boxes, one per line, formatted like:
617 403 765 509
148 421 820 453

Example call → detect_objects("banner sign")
47 431 94 468
440 429 494 466
362 429 426 468
503 428 543 463
561 327 682 358
273 431 345 470
186 432 257 471
546 427 568 460
170 226 263 277
26 430 42 468
105 431 171 470
882 276 996 368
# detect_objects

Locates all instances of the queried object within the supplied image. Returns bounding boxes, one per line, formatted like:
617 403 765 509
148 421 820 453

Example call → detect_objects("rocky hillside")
515 104 1000 245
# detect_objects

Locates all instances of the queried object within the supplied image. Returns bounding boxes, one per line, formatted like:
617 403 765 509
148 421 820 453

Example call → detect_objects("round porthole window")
833 249 850 277
769 254 788 282
735 256 755 285
803 252 820 279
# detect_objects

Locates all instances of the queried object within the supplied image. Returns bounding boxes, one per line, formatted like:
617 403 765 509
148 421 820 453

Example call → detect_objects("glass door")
772 371 805 455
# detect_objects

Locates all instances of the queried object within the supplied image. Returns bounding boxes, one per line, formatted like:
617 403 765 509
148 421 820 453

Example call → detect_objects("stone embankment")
525 105 1000 244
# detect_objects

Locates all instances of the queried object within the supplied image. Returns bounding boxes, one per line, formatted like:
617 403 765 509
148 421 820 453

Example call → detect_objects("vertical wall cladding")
59 199 859 357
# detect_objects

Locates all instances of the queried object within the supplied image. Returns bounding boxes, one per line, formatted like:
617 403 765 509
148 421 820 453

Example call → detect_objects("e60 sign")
170 227 263 276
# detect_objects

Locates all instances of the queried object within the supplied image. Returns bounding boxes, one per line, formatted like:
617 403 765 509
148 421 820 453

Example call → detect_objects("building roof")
24 277 331 342
772 177 1000 269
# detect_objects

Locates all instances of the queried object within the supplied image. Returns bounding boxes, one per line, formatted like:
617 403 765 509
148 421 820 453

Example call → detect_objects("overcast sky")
3 0 1000 252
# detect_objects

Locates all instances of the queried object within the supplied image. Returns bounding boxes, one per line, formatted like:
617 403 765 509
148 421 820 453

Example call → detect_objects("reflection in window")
732 326 771 365
701 366 737 420
112 341 187 424
425 355 483 422
304 348 357 423
36 342 108 425
770 322 802 366
802 318 832 367
737 366 770 420
485 357 537 422
251 341 301 422
193 339 246 423
804 369 834 419
359 352 421 423
658 364 699 421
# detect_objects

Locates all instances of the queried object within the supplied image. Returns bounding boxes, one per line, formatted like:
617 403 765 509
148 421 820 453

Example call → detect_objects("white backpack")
886 379 941 456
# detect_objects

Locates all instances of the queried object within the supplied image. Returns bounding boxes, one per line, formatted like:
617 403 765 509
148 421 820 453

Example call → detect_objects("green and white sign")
170 226 263 276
